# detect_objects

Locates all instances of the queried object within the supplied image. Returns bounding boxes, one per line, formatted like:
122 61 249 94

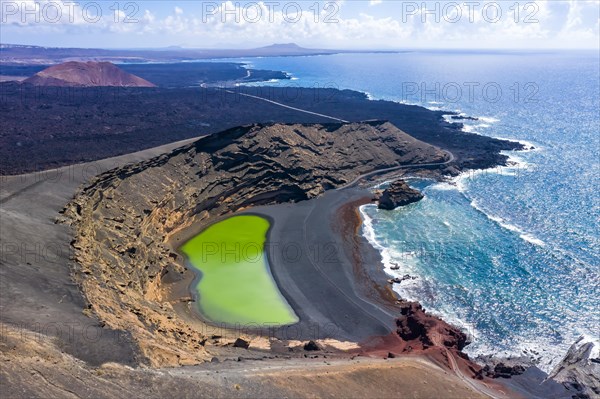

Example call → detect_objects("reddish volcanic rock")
355 301 487 381
395 301 468 352
24 61 156 87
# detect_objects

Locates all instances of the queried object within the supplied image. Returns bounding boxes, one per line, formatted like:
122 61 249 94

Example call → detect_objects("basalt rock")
378 180 424 210
233 338 250 349
484 363 526 379
304 341 321 351
451 115 478 121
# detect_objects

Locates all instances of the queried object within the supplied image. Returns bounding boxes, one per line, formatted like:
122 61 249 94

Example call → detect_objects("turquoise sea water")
235 51 599 370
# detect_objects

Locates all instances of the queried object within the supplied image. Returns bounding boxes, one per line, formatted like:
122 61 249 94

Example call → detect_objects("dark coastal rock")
548 336 600 398
451 115 479 121
304 341 321 351
387 274 416 285
484 363 526 378
442 165 462 176
233 338 250 349
395 302 468 352
377 180 424 210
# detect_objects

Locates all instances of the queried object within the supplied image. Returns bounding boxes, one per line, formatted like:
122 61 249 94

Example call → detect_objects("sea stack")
23 61 156 87
378 180 424 210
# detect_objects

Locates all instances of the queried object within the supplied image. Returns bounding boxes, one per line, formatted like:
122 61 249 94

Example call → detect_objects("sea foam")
470 200 546 247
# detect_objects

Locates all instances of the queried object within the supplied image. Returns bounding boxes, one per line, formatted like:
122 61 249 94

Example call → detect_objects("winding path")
337 149 455 190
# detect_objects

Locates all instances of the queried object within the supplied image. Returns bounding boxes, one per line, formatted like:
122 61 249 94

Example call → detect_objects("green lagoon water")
181 215 298 326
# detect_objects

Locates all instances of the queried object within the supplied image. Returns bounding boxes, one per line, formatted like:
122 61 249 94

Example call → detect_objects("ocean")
233 50 599 371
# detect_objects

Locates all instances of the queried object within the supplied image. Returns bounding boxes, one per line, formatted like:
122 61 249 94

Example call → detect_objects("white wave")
449 150 533 190
473 328 600 373
496 138 539 152
468 337 563 373
360 199 559 370
503 152 533 176
461 123 493 135
359 205 384 252
442 114 455 124
470 200 545 247
391 98 442 111
580 334 600 360
429 181 459 191
359 205 422 301
462 124 476 133
520 234 546 247
477 116 500 123
444 113 499 124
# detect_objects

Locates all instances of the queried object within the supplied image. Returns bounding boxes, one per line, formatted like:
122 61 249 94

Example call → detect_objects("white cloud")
1 0 598 49
369 0 383 6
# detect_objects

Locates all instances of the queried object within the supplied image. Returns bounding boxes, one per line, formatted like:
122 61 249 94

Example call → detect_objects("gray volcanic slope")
61 121 447 367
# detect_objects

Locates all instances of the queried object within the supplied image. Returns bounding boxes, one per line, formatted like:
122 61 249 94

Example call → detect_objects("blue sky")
1 1 599 49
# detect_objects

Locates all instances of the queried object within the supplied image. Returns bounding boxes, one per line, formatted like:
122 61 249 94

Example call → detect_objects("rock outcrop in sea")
377 180 424 210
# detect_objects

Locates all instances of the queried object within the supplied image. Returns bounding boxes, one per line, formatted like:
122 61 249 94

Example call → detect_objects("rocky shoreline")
348 170 596 399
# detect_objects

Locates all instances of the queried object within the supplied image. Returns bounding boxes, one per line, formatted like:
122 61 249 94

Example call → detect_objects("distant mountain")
258 43 303 49
23 61 156 87
249 43 324 56
0 43 398 65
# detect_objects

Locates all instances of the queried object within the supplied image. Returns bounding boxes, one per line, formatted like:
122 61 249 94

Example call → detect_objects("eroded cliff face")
61 121 446 367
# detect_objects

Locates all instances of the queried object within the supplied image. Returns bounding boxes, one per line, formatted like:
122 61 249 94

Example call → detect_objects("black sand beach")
246 188 394 342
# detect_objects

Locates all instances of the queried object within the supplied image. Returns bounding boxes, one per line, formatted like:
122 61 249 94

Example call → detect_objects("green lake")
181 215 298 327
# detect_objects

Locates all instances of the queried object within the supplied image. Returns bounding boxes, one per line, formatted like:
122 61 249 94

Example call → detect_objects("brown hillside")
24 61 156 87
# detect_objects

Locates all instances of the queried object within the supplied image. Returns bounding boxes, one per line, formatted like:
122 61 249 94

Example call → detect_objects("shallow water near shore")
181 215 298 327
238 50 600 371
